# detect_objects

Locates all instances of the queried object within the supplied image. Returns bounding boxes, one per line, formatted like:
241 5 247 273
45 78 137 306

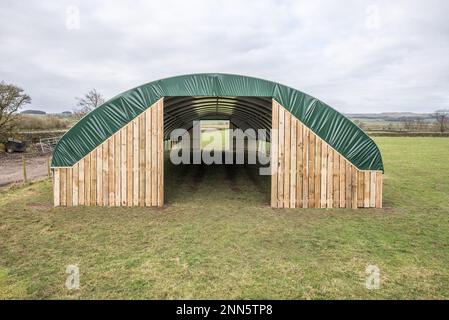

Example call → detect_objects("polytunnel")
52 73 383 208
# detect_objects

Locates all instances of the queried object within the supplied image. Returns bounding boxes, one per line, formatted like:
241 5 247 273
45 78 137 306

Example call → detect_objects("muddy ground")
0 152 51 186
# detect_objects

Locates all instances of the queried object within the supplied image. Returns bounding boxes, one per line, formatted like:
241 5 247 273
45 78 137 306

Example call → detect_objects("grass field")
1 137 449 299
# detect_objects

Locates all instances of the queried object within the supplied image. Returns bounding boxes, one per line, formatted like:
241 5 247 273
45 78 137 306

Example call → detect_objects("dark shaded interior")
163 96 272 140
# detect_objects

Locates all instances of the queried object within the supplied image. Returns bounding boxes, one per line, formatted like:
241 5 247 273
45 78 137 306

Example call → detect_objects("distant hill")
21 110 46 115
346 112 434 121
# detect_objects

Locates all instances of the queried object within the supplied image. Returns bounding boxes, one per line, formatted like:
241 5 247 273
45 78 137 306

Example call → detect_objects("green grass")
200 129 229 150
1 137 449 299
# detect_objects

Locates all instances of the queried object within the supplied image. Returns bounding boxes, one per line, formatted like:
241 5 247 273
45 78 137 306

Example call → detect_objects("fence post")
47 156 51 177
22 154 27 183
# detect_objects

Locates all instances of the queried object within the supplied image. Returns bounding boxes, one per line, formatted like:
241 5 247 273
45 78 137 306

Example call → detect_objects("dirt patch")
243 164 265 194
191 164 207 193
0 152 51 186
224 165 241 193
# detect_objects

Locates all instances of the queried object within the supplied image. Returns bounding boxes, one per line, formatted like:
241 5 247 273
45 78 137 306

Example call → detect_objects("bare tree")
434 110 449 133
73 88 105 119
0 81 31 142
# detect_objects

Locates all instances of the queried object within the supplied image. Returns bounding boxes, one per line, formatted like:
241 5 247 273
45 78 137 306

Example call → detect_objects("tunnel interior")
163 96 273 204
163 96 272 138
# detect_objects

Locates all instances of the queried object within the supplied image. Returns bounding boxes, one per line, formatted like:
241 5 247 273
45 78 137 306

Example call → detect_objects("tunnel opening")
163 96 273 205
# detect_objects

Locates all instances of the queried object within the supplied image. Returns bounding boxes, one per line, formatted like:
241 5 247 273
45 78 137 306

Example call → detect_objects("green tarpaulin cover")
52 73 383 171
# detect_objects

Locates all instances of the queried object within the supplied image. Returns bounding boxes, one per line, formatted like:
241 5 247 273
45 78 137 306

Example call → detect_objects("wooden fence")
53 99 164 207
271 100 382 208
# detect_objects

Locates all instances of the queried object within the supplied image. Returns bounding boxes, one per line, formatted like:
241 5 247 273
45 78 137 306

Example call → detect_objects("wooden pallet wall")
271 100 382 209
53 99 164 207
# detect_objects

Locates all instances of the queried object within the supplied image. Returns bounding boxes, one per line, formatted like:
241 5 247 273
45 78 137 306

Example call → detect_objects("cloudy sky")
0 0 448 113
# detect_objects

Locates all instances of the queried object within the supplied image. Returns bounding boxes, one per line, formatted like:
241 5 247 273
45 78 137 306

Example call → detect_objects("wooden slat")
327 146 334 208
60 168 67 206
357 169 364 207
277 105 285 208
121 127 127 206
67 167 73 207
283 111 291 208
97 146 103 206
114 131 121 206
78 159 85 205
91 150 97 205
351 165 358 209
315 138 321 208
370 171 376 208
127 124 133 206
139 113 146 206
345 162 351 208
308 132 315 208
339 155 346 208
102 139 109 206
364 171 370 208
302 125 309 208
271 100 279 208
376 172 383 208
333 149 339 206
108 137 115 206
320 141 326 208
151 104 158 206
296 120 303 208
145 108 152 206
157 100 164 207
160 101 165 205
133 118 139 206
53 169 60 206
72 163 79 206
85 154 91 205
290 119 297 208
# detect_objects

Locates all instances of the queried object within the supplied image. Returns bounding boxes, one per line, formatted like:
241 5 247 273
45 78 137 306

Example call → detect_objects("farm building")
51 73 383 209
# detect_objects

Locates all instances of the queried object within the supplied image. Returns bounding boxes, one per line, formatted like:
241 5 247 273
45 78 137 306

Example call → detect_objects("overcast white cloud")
0 0 448 113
